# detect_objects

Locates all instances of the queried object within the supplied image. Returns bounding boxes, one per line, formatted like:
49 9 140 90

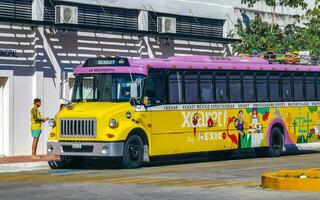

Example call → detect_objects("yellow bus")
48 56 320 168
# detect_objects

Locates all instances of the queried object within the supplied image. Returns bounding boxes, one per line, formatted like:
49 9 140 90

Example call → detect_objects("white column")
138 10 149 31
0 70 14 156
32 0 44 21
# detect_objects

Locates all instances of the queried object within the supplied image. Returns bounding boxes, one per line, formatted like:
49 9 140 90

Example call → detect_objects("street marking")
0 172 258 189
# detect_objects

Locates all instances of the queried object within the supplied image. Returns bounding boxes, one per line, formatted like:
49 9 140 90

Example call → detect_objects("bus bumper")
47 141 124 157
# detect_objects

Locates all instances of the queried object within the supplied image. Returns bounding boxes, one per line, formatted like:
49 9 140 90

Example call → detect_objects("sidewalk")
0 155 60 173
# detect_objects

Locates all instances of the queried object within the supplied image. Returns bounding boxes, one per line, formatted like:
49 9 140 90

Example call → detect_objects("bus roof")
74 56 320 75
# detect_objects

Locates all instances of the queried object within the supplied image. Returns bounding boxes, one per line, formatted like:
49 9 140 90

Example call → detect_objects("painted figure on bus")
234 110 244 135
251 108 259 124
192 113 199 136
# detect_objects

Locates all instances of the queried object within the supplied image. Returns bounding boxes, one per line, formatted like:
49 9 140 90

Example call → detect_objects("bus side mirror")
130 82 139 98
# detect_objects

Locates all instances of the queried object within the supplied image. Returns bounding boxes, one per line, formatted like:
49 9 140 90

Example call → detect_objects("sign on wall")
0 49 17 57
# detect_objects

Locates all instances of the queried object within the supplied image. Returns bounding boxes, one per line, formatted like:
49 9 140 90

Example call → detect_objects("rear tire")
268 127 284 157
122 135 144 169
255 127 283 157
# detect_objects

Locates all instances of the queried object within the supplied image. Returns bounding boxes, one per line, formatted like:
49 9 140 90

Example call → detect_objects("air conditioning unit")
55 5 78 24
157 17 176 33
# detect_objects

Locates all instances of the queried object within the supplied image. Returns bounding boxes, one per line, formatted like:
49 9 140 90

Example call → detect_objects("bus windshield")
72 74 144 102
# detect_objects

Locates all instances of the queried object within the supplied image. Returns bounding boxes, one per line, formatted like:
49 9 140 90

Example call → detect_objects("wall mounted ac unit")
157 17 176 33
55 5 78 24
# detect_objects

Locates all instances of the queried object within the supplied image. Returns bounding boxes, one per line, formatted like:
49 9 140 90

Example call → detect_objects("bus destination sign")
84 57 130 67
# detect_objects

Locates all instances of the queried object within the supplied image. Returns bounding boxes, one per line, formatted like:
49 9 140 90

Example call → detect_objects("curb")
261 168 320 191
0 162 50 173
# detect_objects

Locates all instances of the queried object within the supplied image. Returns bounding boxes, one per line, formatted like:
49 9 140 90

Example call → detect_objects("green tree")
299 0 320 56
232 15 285 54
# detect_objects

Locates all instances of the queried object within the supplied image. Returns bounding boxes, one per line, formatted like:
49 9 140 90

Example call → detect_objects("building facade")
0 0 312 156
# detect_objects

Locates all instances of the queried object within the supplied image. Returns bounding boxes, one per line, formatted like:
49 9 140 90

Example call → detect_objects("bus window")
316 74 320 100
145 74 166 105
293 73 304 101
243 73 254 102
269 73 280 102
256 72 268 102
229 72 242 103
168 71 183 103
200 74 213 103
184 73 199 103
305 74 316 101
282 73 292 101
215 72 227 103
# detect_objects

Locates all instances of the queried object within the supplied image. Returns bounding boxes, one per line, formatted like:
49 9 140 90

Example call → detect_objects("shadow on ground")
55 149 320 170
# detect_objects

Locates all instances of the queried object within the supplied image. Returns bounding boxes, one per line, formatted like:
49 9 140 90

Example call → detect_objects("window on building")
282 73 292 101
293 73 304 101
256 72 268 102
305 74 316 101
215 72 227 103
200 73 214 103
243 73 255 102
168 71 183 103
229 72 242 103
269 73 280 102
184 73 199 103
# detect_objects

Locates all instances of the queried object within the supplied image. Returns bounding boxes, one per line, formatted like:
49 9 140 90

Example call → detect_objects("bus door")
144 70 182 156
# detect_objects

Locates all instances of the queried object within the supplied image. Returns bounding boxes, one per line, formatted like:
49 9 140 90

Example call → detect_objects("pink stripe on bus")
74 56 320 74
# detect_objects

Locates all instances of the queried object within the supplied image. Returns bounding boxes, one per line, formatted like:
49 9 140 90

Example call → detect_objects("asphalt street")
0 150 319 200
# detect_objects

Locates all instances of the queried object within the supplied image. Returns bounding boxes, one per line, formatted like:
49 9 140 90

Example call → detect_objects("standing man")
31 98 49 159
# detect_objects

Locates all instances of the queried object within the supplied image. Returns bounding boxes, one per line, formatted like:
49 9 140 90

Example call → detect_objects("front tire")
122 135 144 169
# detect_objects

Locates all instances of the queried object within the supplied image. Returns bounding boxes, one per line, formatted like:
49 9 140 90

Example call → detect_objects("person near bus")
31 98 49 159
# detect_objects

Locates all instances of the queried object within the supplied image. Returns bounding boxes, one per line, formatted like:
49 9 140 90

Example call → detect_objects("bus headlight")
48 118 56 127
109 119 118 128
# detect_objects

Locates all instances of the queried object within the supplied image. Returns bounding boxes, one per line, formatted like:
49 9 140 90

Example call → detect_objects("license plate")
72 144 82 149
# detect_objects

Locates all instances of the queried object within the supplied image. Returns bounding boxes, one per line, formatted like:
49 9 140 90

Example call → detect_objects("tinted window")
168 71 183 103
317 75 320 100
269 74 280 102
243 73 254 102
229 73 241 103
282 73 292 101
305 74 316 100
215 73 227 103
145 74 166 105
256 73 268 102
293 74 304 101
200 74 213 103
185 74 199 103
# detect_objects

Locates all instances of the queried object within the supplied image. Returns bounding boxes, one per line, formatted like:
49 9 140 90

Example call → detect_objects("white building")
0 0 314 156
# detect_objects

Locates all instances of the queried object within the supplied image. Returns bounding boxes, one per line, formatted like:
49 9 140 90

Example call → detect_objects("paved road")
0 151 320 200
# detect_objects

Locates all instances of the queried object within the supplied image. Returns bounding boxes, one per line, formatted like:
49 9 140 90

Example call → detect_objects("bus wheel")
268 127 284 157
122 135 144 169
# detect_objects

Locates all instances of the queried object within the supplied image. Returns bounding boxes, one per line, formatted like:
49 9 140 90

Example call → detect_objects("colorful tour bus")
47 55 320 168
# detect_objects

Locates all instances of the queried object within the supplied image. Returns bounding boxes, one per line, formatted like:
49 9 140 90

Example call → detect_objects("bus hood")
58 102 132 118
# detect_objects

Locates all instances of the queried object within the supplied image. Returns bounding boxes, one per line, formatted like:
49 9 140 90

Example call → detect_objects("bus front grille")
60 118 96 138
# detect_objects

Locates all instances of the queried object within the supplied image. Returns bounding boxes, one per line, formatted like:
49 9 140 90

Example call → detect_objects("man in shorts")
31 98 49 159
